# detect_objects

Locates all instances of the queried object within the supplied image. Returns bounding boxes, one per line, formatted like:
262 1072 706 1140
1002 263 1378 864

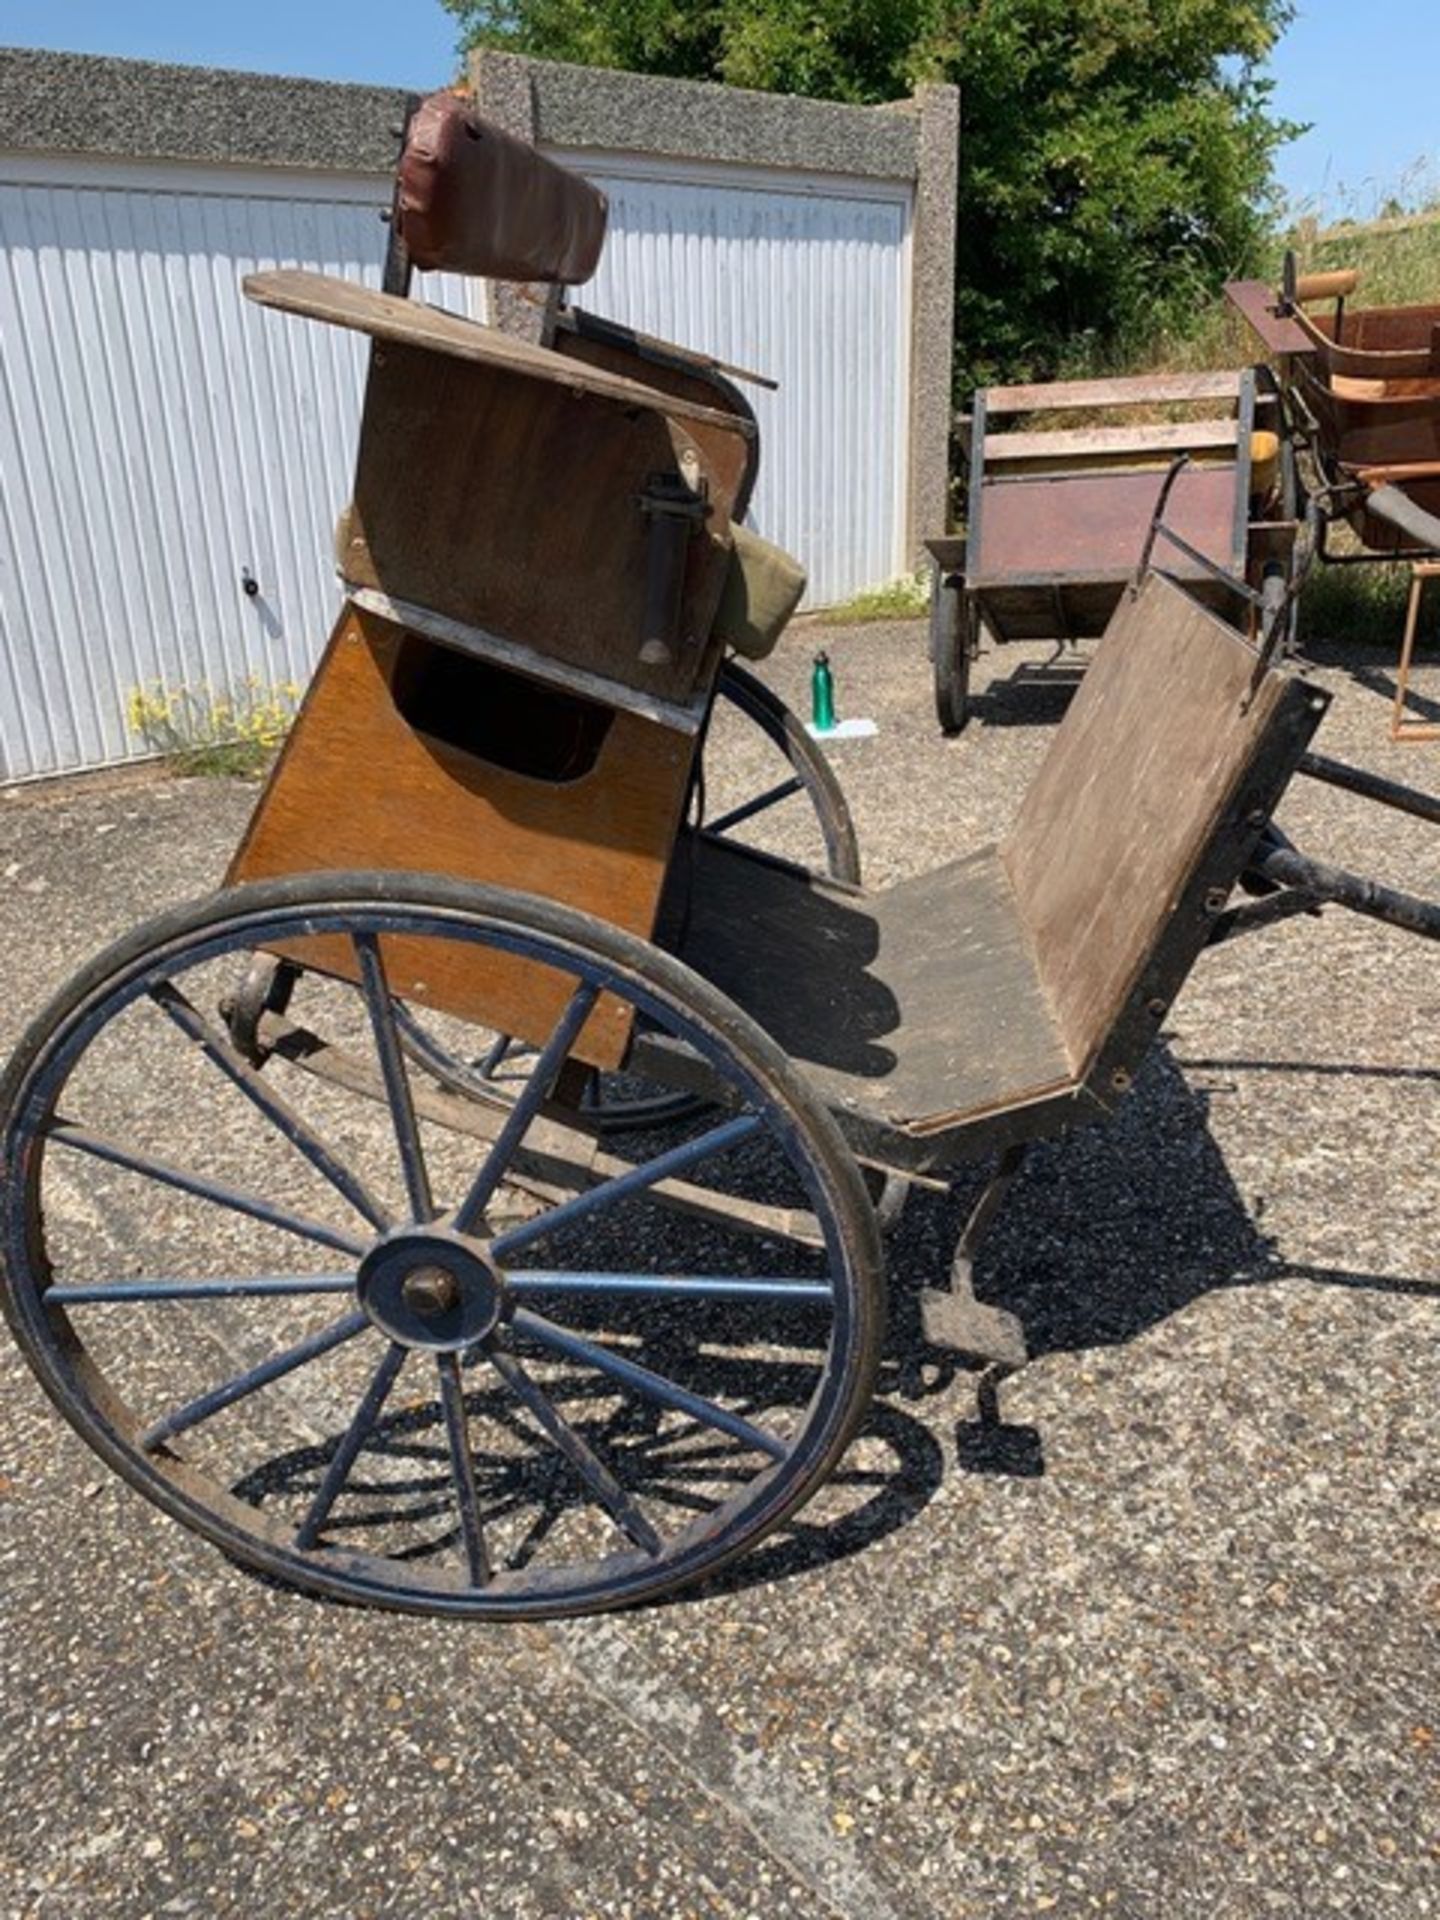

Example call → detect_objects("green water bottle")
811 650 836 731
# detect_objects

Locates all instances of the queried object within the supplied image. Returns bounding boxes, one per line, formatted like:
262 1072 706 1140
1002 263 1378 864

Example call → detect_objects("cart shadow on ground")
1299 632 1440 725
228 1040 1436 1612
965 630 1440 734
960 649 1085 734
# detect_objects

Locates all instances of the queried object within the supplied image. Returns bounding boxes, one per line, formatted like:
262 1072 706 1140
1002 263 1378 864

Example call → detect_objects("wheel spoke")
511 1308 788 1461
487 1343 662 1556
504 1271 832 1304
492 1112 762 1257
477 1033 514 1079
47 1121 367 1258
139 1309 369 1451
47 1274 355 1305
295 1342 409 1549
452 983 599 1234
352 933 434 1222
149 981 393 1231
437 1353 490 1585
707 775 803 837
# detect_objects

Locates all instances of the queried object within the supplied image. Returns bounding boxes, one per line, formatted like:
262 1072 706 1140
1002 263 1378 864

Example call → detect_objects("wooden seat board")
244 269 753 436
673 576 1324 1171
675 838 1076 1137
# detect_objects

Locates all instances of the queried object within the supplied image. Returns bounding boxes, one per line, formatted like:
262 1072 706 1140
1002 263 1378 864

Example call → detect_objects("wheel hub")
356 1227 505 1351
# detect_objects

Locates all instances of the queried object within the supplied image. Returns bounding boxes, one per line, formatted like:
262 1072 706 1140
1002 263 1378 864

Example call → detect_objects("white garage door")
549 149 913 610
0 154 476 783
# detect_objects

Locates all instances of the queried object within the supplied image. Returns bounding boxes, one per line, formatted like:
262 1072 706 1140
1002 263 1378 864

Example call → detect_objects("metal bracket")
637 454 708 668
1137 454 1304 692
920 1144 1030 1369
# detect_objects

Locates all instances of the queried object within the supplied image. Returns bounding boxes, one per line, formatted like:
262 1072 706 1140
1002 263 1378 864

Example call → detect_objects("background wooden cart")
928 366 1295 731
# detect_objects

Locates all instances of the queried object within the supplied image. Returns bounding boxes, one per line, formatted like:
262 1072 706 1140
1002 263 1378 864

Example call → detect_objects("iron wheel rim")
0 873 883 1618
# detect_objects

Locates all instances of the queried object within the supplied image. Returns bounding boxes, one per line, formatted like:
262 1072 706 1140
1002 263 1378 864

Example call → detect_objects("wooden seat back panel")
1002 572 1327 1081
340 340 748 708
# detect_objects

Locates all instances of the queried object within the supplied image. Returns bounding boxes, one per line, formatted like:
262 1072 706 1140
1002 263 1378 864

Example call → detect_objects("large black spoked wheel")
932 572 979 737
0 873 884 1618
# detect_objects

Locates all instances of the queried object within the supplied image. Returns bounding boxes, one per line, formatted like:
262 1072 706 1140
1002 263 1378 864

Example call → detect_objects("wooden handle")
1295 267 1359 304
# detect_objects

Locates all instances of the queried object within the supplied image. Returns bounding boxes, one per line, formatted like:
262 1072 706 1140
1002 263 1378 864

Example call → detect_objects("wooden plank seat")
665 573 1327 1173
668 839 1077 1155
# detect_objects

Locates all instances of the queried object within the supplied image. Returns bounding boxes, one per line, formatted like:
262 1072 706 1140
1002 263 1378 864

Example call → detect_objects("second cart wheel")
705 660 862 886
0 871 885 1618
932 572 977 736
386 660 862 1134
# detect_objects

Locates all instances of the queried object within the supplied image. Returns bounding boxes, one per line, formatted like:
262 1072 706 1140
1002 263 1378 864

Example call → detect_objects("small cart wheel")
932 572 977 736
0 872 884 1618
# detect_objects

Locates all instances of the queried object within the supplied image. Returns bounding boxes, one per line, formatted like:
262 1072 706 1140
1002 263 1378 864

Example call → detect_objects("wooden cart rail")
971 368 1264 417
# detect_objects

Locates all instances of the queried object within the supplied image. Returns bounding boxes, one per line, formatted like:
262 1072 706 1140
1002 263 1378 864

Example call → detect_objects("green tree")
443 0 1299 387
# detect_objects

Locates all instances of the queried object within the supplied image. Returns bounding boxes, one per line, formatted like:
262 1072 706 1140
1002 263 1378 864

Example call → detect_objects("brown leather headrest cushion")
396 92 608 285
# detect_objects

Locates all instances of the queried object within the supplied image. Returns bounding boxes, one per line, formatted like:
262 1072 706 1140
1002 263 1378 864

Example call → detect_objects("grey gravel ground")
0 615 1435 1919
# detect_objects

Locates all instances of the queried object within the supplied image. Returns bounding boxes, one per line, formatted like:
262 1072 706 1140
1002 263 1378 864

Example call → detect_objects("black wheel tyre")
712 661 862 886
932 575 975 735
0 871 885 1618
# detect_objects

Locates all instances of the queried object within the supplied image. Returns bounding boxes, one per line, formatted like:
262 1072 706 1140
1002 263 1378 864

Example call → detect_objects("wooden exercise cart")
2 97 1436 1620
1229 253 1440 740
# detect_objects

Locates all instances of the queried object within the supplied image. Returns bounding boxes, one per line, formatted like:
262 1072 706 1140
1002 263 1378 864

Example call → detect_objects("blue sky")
2 1 1436 218
1268 2 1439 216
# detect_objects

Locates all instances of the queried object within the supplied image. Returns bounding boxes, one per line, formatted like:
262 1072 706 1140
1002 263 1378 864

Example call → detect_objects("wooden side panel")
1295 359 1440 471
971 467 1240 587
1002 574 1293 1074
228 605 697 1069
340 341 749 707
1305 300 1440 378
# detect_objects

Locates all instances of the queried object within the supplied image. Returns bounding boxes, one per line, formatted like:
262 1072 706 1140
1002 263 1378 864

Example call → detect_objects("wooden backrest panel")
1003 572 1325 1078
342 342 750 707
